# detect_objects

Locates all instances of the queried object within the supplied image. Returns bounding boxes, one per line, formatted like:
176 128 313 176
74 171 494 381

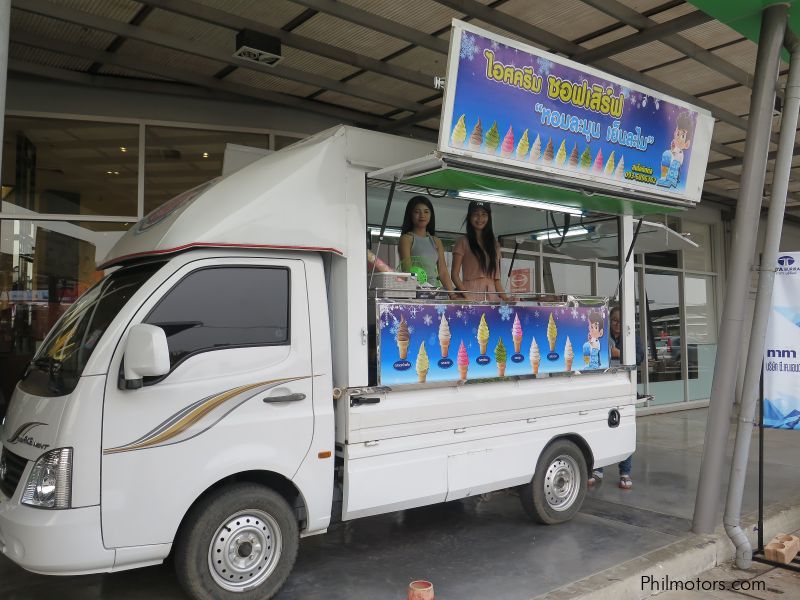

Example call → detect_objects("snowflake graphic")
423 314 433 326
408 305 420 318
456 310 463 319
534 310 540 318
460 33 480 60
620 85 632 99
491 40 500 50
571 308 579 319
389 322 399 336
580 313 587 321
641 94 648 108
435 304 448 316
408 326 415 335
498 305 514 321
536 57 553 76
428 334 438 348
654 98 660 110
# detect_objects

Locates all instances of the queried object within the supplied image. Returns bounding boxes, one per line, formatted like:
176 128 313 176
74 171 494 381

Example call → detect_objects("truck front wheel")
174 482 299 600
519 439 587 525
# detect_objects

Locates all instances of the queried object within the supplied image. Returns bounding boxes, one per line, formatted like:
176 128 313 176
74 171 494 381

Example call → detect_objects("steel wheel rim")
208 509 282 592
543 454 581 511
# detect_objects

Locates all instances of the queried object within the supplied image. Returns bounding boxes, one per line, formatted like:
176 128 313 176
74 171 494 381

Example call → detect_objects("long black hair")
465 201 498 278
401 195 436 236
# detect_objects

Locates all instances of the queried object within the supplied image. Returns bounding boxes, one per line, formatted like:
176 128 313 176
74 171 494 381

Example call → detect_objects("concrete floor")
2 408 799 599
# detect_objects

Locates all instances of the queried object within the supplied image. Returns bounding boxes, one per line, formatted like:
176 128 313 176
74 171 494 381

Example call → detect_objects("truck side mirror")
123 324 170 389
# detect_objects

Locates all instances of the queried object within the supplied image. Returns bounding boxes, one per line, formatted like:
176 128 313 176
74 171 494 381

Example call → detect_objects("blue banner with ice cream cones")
439 21 714 205
377 302 609 386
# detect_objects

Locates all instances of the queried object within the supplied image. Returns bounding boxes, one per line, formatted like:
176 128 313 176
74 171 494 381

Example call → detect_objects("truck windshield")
20 262 165 397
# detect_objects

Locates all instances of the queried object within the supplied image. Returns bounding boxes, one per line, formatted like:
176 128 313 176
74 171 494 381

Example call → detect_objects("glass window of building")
685 275 717 401
543 258 592 295
144 126 269 214
2 116 139 217
643 270 684 405
0 219 126 403
681 221 714 272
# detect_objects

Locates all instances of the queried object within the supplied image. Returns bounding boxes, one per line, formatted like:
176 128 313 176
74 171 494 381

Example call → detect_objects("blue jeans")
596 455 632 477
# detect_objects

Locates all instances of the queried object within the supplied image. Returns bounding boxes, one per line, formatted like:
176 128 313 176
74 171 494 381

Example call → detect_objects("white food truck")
0 21 712 600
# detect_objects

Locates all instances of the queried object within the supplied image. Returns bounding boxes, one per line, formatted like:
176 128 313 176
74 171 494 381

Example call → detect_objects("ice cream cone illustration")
495 338 507 377
568 143 579 169
543 137 554 163
416 341 429 383
485 121 500 153
530 133 542 162
580 145 592 170
468 118 483 150
451 114 467 146
397 316 410 359
477 313 490 355
512 313 523 354
457 340 469 381
555 139 567 166
516 129 530 159
438 313 451 357
604 150 616 177
547 313 557 352
614 155 625 179
593 147 604 173
501 125 514 157
530 338 540 375
565 337 574 371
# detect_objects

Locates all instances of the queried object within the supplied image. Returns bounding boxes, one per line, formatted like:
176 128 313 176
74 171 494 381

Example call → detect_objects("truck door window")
144 266 290 372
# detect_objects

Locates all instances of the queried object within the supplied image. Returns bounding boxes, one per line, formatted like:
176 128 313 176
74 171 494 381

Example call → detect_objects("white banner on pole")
763 251 800 429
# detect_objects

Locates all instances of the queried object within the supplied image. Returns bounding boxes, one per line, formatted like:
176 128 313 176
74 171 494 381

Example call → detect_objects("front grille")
0 447 27 499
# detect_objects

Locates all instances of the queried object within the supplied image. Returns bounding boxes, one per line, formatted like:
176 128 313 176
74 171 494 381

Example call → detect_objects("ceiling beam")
578 0 757 93
572 10 713 64
431 0 753 151
16 0 431 115
10 30 396 128
142 0 433 90
289 0 449 54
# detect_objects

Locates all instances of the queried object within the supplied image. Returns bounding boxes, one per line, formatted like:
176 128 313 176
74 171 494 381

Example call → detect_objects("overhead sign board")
439 20 714 206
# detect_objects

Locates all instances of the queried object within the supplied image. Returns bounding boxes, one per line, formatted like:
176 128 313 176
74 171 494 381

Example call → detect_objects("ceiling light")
202 152 209 158
120 146 127 153
455 191 583 215
234 29 282 66
106 171 112 174
369 227 402 238
532 226 590 241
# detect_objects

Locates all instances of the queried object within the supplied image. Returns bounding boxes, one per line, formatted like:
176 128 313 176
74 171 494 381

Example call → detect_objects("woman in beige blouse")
451 201 511 302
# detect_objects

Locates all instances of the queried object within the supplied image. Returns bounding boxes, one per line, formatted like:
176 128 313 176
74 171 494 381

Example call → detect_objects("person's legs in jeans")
618 455 633 489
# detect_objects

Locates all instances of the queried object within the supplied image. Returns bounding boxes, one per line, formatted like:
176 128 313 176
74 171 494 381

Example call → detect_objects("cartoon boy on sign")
657 111 693 189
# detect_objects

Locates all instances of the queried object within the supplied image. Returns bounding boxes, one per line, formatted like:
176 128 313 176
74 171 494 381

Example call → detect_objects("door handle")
263 393 306 403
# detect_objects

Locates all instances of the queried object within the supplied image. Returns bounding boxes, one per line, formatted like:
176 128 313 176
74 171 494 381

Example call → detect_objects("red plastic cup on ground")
407 580 434 600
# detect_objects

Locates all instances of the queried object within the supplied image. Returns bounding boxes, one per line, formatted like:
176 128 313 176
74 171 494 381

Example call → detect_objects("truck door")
100 257 314 549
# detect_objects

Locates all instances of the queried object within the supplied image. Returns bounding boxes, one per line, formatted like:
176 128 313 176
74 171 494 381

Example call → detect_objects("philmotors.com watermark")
641 575 766 593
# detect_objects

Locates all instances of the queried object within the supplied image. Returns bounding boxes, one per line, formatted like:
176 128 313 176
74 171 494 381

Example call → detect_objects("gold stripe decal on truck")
103 376 309 455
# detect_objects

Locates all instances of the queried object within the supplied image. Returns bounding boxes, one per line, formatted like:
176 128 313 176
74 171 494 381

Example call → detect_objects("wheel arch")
174 470 309 544
543 433 594 473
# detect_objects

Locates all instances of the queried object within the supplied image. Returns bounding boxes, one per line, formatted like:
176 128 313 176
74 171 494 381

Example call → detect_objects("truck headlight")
21 448 72 509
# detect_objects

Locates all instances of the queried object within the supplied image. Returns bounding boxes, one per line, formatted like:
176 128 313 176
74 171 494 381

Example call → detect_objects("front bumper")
0 491 115 575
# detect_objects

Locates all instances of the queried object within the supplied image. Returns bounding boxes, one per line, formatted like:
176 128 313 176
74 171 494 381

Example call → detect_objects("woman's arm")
493 243 511 301
398 234 413 272
434 237 455 292
494 278 511 302
451 252 465 295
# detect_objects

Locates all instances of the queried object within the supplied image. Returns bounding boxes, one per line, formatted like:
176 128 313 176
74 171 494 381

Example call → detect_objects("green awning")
688 1 799 59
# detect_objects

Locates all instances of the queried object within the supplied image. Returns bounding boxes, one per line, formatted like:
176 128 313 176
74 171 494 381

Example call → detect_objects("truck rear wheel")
520 439 587 525
174 483 299 600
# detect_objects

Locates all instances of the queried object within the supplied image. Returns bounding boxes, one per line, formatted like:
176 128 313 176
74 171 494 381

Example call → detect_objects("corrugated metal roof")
10 42 94 72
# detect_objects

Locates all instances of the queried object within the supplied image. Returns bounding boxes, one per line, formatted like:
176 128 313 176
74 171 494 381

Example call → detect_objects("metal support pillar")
723 37 800 567
693 3 789 534
0 0 10 175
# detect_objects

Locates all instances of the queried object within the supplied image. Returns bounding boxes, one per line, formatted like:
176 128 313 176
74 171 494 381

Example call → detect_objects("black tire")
174 483 299 600
520 439 587 525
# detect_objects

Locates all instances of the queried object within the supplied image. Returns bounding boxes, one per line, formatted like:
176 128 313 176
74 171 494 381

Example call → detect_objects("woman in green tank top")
398 196 455 293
